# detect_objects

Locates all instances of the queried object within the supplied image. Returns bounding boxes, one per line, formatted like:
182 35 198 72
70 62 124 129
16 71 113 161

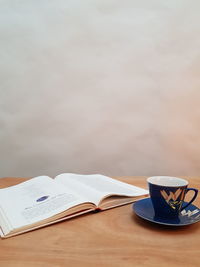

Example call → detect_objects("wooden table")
0 176 200 267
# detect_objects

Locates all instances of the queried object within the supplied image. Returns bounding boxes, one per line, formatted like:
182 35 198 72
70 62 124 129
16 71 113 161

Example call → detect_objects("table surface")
0 176 200 267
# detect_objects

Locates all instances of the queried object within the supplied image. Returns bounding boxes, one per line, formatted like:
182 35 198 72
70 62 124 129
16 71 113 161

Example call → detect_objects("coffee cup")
147 176 198 218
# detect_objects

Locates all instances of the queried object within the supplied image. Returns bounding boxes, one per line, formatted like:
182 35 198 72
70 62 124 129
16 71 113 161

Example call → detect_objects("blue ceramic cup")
147 176 198 218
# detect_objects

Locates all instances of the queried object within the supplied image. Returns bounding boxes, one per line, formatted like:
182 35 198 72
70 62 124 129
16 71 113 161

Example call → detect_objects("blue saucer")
133 198 200 226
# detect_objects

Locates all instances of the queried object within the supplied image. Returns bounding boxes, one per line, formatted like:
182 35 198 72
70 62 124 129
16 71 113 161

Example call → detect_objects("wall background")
0 0 200 178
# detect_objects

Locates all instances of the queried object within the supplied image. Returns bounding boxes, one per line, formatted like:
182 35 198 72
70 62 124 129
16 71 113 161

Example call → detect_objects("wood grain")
0 176 200 267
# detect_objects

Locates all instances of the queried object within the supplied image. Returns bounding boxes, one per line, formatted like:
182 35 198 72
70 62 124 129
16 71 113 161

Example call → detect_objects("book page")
55 173 148 206
0 176 91 235
55 174 103 205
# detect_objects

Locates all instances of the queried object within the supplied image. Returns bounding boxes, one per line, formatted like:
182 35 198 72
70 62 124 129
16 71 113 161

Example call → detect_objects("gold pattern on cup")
160 189 185 210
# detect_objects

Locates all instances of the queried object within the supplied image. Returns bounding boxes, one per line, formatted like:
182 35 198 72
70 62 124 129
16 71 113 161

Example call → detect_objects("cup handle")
180 188 198 211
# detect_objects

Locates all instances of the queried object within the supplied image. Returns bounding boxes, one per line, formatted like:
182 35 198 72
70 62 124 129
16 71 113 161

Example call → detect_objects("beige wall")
1 0 200 177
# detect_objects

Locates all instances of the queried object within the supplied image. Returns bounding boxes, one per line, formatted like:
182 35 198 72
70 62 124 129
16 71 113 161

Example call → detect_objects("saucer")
133 198 200 226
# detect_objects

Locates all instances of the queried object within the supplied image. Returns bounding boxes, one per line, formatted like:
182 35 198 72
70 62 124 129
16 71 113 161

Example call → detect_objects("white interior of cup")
147 176 188 187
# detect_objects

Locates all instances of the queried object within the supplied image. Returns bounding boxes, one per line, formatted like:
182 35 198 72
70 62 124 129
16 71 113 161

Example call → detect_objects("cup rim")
147 176 188 187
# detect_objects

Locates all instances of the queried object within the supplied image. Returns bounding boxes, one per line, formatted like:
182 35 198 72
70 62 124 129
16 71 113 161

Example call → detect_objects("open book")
0 173 148 238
